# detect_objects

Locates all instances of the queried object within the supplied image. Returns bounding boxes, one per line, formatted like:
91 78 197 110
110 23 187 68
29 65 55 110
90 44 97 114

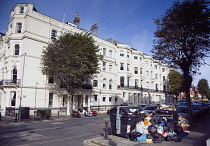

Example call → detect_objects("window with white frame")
127 51 130 58
120 63 124 70
12 68 17 83
162 68 165 72
11 91 16 106
120 76 124 87
134 67 138 74
103 48 106 56
109 97 112 102
145 61 149 66
154 65 157 69
140 57 142 61
103 78 106 89
159 74 161 80
134 56 138 59
20 7 24 13
103 61 106 71
155 84 158 91
109 50 112 57
51 30 57 39
127 63 130 71
140 68 142 75
16 23 22 33
49 93 53 107
103 97 106 102
109 79 112 89
14 44 20 55
93 76 98 87
146 70 149 78
94 95 97 101
135 79 138 88
155 73 158 79
163 76 166 81
146 82 150 88
109 63 112 73
123 92 126 97
120 50 124 57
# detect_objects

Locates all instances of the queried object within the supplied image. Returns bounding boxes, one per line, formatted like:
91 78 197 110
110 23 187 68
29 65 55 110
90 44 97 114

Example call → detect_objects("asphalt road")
0 115 109 146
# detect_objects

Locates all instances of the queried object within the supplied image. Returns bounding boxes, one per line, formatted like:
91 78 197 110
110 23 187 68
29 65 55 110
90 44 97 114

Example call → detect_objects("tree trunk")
183 73 194 126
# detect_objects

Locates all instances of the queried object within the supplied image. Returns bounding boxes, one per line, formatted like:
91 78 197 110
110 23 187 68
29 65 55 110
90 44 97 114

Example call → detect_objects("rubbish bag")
130 130 142 141
148 125 157 134
153 133 164 143
136 133 146 142
165 135 173 141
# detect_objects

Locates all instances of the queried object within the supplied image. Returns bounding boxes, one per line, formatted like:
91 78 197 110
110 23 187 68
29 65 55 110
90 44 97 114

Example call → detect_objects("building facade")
0 3 173 116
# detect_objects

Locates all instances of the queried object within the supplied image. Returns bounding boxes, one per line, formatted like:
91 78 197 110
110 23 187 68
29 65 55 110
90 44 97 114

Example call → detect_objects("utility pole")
19 53 26 121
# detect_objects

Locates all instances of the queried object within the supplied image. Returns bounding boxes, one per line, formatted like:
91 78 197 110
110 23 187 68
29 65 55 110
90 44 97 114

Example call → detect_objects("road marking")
51 122 64 125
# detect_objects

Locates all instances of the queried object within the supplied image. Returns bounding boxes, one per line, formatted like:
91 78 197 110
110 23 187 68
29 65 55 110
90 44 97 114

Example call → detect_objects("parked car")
143 105 159 115
176 106 188 119
175 102 187 107
138 104 151 110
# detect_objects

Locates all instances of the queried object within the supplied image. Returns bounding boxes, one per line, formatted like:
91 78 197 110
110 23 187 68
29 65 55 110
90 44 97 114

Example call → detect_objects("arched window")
13 68 17 83
93 76 98 87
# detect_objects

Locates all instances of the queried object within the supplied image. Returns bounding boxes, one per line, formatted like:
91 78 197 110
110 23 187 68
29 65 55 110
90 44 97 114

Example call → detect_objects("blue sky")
0 0 209 86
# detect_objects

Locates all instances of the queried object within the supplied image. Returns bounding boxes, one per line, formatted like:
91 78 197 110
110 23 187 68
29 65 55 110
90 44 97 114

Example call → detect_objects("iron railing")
0 79 21 86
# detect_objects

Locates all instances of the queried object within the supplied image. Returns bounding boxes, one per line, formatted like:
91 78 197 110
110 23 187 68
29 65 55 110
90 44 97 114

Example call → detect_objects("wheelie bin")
110 106 144 138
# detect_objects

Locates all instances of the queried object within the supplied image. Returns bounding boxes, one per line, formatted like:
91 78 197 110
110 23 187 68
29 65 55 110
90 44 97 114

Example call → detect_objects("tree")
151 0 210 125
197 78 209 99
168 70 183 102
41 32 102 95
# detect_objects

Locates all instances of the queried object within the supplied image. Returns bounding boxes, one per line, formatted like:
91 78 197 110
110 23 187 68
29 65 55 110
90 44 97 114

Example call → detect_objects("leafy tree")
41 32 102 94
168 70 183 101
197 78 209 99
151 0 210 125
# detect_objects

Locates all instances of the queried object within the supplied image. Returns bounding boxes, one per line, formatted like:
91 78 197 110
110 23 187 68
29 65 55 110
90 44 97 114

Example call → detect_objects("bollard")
105 121 109 140
15 113 18 122
58 111 60 119
0 112 1 121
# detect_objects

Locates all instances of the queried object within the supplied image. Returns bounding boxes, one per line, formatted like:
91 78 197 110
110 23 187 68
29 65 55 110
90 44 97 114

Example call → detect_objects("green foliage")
151 0 210 125
41 32 102 94
197 78 209 98
168 70 183 94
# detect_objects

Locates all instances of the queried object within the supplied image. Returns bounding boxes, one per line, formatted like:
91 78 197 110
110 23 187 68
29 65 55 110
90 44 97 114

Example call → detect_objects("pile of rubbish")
130 110 190 143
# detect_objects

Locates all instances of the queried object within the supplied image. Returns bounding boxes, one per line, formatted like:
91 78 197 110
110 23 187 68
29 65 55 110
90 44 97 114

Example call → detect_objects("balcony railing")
0 79 21 86
117 85 167 93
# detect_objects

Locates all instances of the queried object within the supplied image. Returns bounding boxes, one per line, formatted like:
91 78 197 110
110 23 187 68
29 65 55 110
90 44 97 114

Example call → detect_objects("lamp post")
35 82 39 109
19 53 26 121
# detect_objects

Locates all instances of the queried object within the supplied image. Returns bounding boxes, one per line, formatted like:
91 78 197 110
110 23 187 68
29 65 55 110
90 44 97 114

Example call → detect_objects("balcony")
0 79 21 86
117 85 165 93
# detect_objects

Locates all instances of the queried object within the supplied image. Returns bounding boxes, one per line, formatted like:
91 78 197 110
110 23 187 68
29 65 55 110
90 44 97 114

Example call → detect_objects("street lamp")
19 53 26 121
35 82 39 109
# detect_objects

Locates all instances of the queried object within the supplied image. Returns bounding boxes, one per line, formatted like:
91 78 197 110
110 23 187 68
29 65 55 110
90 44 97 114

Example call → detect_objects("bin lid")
110 106 143 115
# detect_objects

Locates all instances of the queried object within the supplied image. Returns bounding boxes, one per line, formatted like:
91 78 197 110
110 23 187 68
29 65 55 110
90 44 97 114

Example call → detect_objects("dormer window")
20 7 24 14
16 23 22 33
51 30 57 39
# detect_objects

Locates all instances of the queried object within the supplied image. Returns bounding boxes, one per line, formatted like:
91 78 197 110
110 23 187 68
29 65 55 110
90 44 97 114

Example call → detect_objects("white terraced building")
0 3 173 116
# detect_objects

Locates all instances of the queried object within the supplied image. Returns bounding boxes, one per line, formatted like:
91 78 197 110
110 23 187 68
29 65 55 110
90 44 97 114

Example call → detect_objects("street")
0 115 109 146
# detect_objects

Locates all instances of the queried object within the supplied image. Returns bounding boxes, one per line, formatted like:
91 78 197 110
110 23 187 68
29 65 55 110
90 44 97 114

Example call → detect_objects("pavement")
83 113 210 146
0 114 71 125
